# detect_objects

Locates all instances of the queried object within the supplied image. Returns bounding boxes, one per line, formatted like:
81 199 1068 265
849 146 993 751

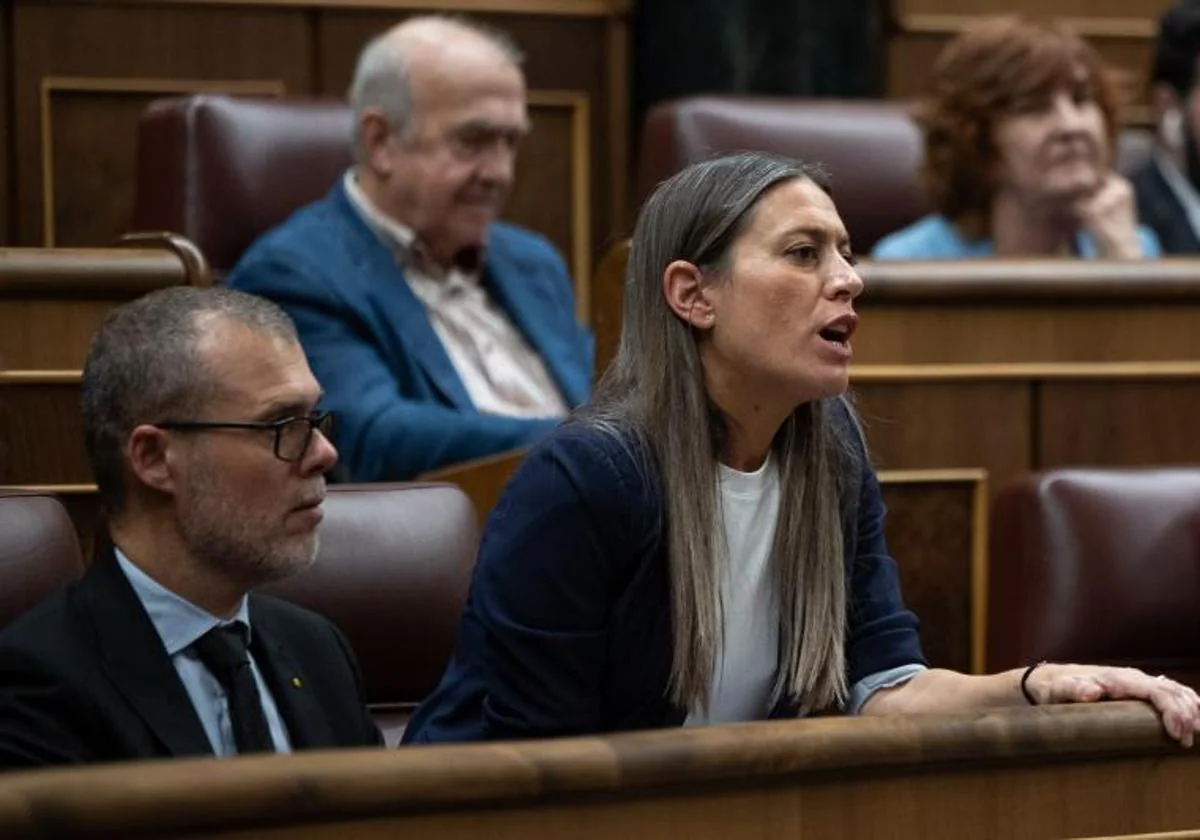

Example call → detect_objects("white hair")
347 15 524 161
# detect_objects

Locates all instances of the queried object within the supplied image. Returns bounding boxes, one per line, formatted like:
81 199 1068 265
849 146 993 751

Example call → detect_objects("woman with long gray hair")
404 152 1200 743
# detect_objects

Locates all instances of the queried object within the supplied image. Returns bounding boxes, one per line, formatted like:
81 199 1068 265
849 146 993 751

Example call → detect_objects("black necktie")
192 624 276 754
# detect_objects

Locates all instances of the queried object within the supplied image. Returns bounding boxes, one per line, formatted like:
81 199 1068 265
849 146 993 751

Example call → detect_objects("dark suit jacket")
1132 159 1200 255
0 556 382 769
403 404 926 743
227 181 594 481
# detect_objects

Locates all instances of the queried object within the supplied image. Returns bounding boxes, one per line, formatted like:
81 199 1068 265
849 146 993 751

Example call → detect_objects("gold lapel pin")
291 676 303 689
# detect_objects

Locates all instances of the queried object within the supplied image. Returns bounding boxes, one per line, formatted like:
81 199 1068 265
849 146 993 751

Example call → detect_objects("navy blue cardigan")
404 409 925 742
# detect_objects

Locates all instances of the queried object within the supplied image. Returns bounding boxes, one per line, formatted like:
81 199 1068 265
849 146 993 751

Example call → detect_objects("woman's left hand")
1027 664 1200 746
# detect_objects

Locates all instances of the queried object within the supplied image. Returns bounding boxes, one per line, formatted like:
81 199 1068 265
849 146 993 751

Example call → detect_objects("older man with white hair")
229 16 593 481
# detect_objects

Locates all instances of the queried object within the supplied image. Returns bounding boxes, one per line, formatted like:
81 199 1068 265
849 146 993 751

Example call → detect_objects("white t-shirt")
684 455 781 726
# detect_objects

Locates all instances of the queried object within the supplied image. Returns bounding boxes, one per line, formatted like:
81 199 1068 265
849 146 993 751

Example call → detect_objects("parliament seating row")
4 464 1198 749
6 240 1200 687
127 94 1157 283
120 93 1164 375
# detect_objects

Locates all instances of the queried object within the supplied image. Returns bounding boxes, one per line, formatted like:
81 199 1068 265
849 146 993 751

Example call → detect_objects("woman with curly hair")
873 15 1161 259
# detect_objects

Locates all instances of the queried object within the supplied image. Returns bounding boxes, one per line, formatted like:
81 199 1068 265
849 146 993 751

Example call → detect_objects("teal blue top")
871 214 1163 259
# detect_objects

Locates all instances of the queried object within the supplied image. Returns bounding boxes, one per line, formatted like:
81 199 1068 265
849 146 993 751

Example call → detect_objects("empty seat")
132 95 354 277
988 468 1200 689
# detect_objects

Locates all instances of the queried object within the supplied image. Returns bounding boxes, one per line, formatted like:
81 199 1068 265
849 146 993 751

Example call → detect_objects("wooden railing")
0 702 1194 839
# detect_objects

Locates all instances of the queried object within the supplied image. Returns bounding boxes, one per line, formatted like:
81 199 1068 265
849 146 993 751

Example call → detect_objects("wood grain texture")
12 0 313 246
852 381 1032 495
892 0 1172 20
1039 381 1200 468
857 259 1200 298
591 236 626 376
0 379 88 484
0 4 11 245
855 305 1200 365
0 703 1192 839
880 474 983 673
0 242 208 368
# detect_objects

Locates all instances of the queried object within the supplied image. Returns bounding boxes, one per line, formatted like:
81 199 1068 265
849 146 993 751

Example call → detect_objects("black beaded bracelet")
1020 661 1045 705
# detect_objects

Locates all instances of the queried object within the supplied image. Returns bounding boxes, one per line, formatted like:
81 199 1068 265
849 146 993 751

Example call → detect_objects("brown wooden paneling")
0 702 1195 840
0 4 11 246
853 380 1032 493
1040 381 1200 469
592 236 626 376
0 239 209 368
12 1 314 246
0 379 88 484
880 471 986 674
902 0 1171 18
887 33 1155 117
894 0 1172 19
1 300 124 369
317 9 614 270
857 304 1200 365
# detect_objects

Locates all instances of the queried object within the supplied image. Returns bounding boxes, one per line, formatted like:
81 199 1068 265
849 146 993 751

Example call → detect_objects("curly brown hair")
917 15 1124 237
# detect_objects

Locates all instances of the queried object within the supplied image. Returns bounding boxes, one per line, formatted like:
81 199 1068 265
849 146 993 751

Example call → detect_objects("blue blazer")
403 404 926 743
227 181 593 481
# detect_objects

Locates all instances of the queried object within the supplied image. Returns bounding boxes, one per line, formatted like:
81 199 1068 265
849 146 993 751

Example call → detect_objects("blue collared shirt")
115 550 292 757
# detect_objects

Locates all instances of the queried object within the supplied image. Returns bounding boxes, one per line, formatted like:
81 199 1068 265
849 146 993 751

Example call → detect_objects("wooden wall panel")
880 472 986 674
894 0 1173 18
12 1 314 246
852 381 1032 495
0 300 124 369
0 5 11 246
317 10 614 273
1039 381 1200 468
0 379 88 484
857 304 1200 365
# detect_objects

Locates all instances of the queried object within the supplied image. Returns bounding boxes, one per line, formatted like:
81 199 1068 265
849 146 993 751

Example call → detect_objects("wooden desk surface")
0 702 1193 839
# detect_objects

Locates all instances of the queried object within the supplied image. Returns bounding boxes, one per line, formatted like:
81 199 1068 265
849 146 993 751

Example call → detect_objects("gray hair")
347 15 524 160
82 286 298 516
583 151 856 714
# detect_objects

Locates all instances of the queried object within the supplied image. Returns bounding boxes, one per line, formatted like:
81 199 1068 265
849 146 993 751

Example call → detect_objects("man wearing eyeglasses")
0 286 383 768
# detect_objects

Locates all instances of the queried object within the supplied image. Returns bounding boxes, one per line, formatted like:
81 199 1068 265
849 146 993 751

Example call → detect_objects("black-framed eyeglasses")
155 411 335 463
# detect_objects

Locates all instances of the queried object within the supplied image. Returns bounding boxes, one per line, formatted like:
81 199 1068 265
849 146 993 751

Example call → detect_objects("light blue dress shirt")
871 214 1163 259
115 550 292 757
